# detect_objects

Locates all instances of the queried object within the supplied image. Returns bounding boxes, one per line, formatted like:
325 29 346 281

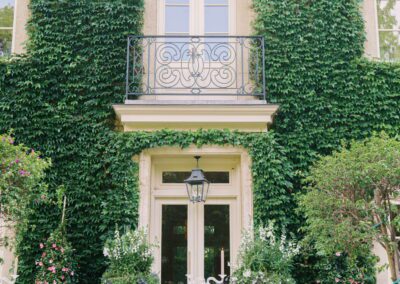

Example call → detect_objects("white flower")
103 247 109 257
243 269 252 278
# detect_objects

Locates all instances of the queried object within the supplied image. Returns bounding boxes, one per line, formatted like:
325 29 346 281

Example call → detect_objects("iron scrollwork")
126 36 266 99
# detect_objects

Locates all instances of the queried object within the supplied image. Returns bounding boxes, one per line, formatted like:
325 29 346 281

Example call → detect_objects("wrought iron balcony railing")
125 35 266 100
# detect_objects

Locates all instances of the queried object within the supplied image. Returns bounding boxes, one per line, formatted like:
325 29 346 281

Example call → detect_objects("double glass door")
155 200 237 284
161 0 231 37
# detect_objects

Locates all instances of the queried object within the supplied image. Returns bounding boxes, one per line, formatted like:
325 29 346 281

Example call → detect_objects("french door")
154 199 239 284
159 0 234 37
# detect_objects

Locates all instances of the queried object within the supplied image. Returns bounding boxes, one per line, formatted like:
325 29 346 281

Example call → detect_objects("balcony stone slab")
113 100 279 132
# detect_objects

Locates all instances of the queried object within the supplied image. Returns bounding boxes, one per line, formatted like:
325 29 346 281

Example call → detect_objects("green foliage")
312 253 377 284
34 226 78 284
101 227 158 284
299 133 400 282
232 222 299 283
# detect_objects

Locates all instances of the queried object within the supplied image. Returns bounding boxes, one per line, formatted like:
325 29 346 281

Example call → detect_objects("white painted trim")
113 103 279 132
11 0 17 54
374 0 381 59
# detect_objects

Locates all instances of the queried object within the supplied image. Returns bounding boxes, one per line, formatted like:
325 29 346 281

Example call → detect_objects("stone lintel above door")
113 100 279 132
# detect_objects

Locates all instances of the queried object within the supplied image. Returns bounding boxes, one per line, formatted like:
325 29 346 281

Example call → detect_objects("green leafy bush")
232 222 300 283
101 227 158 284
34 226 78 284
312 252 376 284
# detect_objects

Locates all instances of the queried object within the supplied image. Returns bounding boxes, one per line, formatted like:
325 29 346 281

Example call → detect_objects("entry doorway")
137 147 253 284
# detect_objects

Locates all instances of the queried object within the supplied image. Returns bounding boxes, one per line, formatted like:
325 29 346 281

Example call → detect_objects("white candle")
221 248 225 276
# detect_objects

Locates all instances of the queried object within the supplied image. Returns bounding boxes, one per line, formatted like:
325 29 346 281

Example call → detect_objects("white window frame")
375 0 400 61
0 0 15 56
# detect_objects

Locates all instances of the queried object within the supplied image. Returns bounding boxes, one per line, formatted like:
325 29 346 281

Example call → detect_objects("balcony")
114 35 278 132
125 35 266 100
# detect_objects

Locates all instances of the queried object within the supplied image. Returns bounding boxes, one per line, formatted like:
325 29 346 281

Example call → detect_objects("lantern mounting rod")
194 156 201 167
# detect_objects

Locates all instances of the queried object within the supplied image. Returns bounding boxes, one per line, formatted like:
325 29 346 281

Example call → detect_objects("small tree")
300 133 400 282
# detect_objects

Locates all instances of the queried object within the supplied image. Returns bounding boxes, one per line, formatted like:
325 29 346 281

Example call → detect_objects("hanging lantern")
184 156 210 203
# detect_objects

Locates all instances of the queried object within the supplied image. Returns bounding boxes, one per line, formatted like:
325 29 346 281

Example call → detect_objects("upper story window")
162 0 231 35
377 0 400 61
0 0 14 57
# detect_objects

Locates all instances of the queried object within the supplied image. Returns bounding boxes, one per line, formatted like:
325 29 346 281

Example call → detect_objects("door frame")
137 146 253 281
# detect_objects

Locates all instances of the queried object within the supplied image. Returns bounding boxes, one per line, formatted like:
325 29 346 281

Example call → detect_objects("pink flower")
335 252 341 257
19 169 30 176
47 266 56 273
335 278 340 283
49 259 53 264
70 271 74 276
52 243 57 248
39 262 43 267
42 252 46 257
61 275 65 280
60 248 65 253
62 267 69 272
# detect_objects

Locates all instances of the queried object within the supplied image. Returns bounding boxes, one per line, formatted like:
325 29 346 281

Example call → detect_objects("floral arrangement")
34 227 77 284
231 222 300 284
102 227 158 284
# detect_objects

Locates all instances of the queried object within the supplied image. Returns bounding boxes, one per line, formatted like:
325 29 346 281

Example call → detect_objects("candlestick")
221 248 225 276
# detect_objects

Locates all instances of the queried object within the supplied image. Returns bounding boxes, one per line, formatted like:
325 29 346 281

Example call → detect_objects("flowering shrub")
34 227 78 283
102 227 158 284
0 133 49 226
232 222 300 283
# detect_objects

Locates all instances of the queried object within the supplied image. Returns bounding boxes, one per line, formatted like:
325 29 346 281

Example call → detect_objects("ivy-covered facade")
0 0 399 283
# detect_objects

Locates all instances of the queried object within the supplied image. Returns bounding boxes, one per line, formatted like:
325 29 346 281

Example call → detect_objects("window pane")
166 0 189 3
0 0 14 8
0 29 12 56
205 6 229 33
162 205 188 284
162 171 230 183
204 205 230 280
377 0 400 30
165 6 189 33
203 36 231 62
205 0 228 4
160 37 190 61
0 2 14 26
379 30 400 60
